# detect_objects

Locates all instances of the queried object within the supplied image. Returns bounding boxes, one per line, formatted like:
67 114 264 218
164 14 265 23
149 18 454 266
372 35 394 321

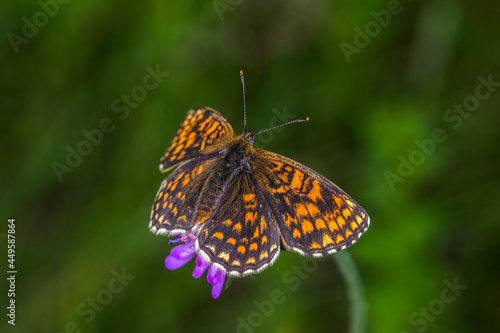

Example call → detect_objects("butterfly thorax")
223 135 255 174
193 132 256 226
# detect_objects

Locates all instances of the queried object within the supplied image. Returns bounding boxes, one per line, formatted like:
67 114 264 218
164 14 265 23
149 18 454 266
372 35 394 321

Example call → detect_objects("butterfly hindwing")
195 171 281 277
252 149 369 256
150 156 218 236
160 108 237 172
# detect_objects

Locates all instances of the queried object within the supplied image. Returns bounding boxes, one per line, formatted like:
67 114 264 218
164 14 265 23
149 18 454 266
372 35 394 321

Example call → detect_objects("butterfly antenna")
240 70 247 132
255 117 310 136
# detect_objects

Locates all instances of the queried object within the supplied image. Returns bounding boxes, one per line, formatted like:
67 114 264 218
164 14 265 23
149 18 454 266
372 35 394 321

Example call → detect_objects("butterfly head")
241 128 257 145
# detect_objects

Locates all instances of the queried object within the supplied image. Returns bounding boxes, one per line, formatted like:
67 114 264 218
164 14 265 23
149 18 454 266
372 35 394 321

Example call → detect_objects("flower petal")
165 242 196 270
207 265 226 285
192 255 210 278
211 273 226 299
170 242 195 259
207 265 220 285
165 252 194 270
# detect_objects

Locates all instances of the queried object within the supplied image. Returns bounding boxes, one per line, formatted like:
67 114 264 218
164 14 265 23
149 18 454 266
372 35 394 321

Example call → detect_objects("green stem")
333 251 367 333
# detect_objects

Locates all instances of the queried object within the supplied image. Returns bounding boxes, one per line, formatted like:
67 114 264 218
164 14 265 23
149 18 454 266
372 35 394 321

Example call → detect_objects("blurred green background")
2 0 499 332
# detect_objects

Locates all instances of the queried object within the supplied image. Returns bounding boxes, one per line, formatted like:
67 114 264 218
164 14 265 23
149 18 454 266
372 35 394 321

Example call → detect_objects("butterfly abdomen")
192 138 255 226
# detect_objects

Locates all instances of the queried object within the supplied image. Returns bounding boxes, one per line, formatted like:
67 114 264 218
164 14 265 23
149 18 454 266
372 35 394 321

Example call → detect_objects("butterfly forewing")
251 149 369 256
160 108 237 172
196 172 281 277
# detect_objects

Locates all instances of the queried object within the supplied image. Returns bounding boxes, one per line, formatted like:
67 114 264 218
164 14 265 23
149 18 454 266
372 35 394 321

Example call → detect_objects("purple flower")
206 265 226 299
164 240 196 270
165 234 226 299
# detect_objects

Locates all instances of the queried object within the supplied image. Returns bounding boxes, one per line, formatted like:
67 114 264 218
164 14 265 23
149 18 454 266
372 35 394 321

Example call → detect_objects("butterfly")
150 71 369 277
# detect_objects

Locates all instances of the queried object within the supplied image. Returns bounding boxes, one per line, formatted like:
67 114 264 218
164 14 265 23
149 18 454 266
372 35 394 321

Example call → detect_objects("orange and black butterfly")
150 71 369 277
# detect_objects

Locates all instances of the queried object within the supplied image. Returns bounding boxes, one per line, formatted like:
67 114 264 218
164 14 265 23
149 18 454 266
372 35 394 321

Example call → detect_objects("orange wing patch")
160 108 237 172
